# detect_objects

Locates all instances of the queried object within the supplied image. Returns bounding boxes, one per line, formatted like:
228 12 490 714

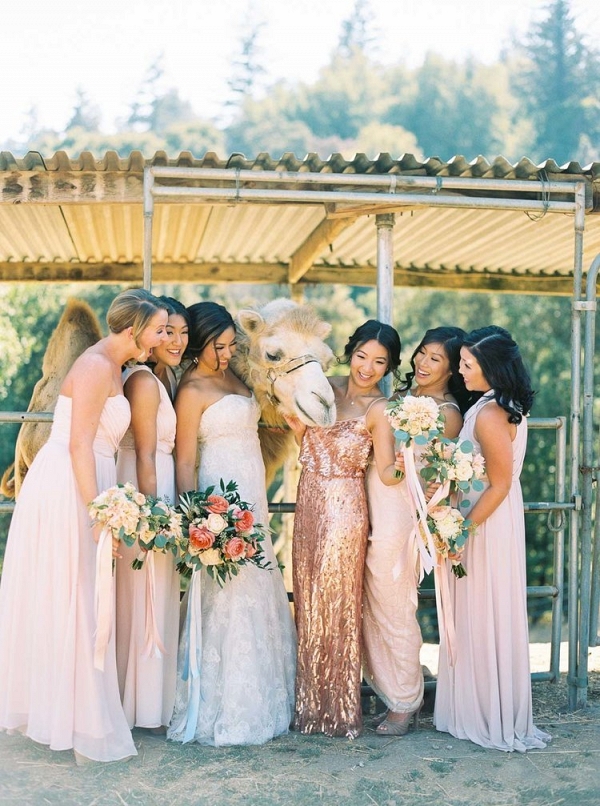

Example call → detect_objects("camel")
232 298 336 483
0 298 102 498
2 296 335 496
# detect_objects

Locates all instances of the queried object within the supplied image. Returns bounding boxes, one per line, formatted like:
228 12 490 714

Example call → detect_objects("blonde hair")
106 288 167 345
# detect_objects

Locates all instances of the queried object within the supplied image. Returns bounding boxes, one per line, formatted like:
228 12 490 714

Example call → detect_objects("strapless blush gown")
0 395 137 762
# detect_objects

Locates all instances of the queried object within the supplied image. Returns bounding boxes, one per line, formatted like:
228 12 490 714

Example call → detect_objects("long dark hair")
185 301 235 369
340 320 401 382
400 326 470 414
463 325 534 423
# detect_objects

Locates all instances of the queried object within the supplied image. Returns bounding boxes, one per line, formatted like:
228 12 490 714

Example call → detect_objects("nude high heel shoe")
375 701 423 736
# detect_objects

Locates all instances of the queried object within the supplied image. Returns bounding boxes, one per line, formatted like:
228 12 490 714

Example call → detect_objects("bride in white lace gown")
167 302 296 747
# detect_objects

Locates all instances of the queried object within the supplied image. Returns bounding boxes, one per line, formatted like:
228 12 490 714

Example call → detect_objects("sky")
1 0 599 148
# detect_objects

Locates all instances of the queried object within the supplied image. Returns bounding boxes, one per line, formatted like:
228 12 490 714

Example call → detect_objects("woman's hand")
394 450 406 479
424 479 441 502
92 522 123 559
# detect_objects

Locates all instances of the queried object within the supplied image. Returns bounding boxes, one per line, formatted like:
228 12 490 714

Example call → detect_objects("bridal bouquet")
425 505 473 578
176 479 272 587
131 495 183 570
420 437 486 509
88 482 147 547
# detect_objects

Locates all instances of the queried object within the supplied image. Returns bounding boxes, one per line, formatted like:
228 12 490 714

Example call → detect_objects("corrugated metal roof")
1 149 599 293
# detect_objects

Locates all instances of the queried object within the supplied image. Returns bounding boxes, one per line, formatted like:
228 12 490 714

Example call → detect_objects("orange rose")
189 524 215 553
233 508 254 533
245 540 258 559
206 495 229 514
224 537 246 561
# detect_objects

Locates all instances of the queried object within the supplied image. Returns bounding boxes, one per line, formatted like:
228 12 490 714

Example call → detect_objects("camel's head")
234 299 336 427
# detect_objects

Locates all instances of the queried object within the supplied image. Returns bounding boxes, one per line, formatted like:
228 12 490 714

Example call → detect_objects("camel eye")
266 351 282 362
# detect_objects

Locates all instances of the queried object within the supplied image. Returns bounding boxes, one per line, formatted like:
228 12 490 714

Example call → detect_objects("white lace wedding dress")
167 393 296 746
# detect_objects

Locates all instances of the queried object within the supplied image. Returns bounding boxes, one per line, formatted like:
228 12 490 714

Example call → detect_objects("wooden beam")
304 267 578 296
0 260 579 295
0 261 288 284
288 215 358 284
0 171 143 204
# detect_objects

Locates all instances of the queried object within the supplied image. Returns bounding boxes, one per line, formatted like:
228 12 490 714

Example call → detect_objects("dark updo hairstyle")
400 326 470 414
340 320 401 381
185 301 236 370
462 325 535 423
157 295 191 330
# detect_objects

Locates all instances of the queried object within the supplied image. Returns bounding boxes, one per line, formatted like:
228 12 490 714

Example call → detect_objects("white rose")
206 513 227 534
454 461 474 482
199 548 224 566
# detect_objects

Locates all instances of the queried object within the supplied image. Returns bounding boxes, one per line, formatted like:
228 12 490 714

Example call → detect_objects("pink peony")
224 537 246 561
206 494 229 514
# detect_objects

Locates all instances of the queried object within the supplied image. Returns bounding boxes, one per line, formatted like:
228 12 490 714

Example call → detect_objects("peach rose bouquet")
176 479 272 587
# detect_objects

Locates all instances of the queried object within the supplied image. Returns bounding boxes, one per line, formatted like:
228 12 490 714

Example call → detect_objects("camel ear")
237 310 266 336
315 321 332 339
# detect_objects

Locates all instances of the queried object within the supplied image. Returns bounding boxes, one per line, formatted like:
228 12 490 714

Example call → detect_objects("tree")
337 0 378 59
291 50 388 141
126 57 195 135
386 54 505 160
66 88 101 132
225 8 267 117
512 0 600 163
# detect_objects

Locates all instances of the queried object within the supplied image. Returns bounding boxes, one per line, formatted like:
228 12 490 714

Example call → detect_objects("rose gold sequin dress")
293 416 373 738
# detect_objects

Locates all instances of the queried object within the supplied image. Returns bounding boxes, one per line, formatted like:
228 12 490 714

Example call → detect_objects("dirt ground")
1 645 599 806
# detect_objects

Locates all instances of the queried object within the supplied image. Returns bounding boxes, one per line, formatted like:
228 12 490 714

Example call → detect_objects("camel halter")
265 354 320 406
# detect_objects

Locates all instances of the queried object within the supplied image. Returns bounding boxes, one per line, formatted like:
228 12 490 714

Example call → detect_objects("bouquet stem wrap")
94 527 113 671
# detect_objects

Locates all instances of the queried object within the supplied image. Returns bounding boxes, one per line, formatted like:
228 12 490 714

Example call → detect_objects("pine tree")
512 0 600 163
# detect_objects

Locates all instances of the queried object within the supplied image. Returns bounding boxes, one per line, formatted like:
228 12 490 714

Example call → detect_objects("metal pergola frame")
142 166 595 709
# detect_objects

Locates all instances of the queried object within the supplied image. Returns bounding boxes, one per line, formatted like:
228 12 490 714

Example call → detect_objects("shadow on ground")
1 673 599 806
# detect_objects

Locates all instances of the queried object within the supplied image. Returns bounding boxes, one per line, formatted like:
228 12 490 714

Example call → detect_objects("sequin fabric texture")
292 417 373 738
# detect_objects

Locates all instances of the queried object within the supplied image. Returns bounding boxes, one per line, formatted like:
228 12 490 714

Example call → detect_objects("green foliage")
511 0 600 163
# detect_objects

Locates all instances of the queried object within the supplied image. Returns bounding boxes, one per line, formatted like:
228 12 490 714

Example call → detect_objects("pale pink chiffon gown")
0 394 136 762
434 394 551 752
116 365 180 729
362 466 424 714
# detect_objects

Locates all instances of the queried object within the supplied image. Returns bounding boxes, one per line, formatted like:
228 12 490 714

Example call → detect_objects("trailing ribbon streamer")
143 552 167 658
181 570 202 743
94 526 113 671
